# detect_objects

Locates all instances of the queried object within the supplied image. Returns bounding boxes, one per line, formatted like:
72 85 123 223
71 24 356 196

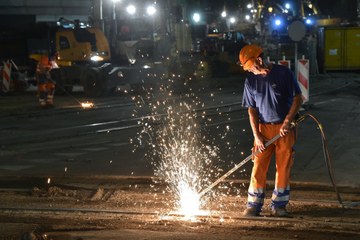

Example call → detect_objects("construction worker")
36 55 56 107
239 45 303 217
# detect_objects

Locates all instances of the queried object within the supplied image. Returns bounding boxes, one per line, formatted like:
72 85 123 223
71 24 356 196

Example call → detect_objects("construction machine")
49 19 163 97
197 31 247 78
0 17 133 96
1 1 194 96
48 20 112 96
0 15 165 96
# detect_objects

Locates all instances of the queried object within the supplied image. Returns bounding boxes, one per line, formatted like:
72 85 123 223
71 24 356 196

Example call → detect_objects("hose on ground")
200 113 344 208
298 113 344 208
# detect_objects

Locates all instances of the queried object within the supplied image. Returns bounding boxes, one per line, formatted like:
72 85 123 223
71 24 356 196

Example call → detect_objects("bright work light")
126 5 136 15
193 13 200 23
147 6 156 15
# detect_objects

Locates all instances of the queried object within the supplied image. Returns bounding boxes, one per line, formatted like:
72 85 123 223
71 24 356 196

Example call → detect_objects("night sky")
199 0 359 22
317 0 358 21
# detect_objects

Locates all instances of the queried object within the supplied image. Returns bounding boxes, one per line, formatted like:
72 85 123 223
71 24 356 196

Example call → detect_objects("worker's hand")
254 133 266 153
280 120 291 137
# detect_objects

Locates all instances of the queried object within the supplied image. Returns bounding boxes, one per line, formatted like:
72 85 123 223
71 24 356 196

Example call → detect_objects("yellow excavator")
49 22 112 97
29 19 162 97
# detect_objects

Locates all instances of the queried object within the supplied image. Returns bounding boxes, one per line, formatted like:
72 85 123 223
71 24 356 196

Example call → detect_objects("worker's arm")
280 94 303 137
248 107 266 152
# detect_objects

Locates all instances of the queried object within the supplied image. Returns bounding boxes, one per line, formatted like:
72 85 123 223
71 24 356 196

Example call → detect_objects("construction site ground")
0 72 360 239
0 176 359 240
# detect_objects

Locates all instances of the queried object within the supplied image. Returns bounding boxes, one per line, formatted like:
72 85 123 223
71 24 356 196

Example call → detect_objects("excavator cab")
55 26 111 66
49 24 111 96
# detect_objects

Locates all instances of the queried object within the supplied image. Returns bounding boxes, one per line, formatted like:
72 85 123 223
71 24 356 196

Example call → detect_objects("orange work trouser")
247 123 296 211
38 82 55 107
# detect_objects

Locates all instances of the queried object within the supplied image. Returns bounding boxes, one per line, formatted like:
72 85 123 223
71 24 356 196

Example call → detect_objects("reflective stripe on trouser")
39 98 46 106
247 187 265 211
47 95 54 105
271 186 290 209
247 123 296 209
38 82 55 105
46 82 55 105
38 83 47 106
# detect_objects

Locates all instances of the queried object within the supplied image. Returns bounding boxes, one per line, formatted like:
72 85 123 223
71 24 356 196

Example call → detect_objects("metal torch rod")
198 133 281 198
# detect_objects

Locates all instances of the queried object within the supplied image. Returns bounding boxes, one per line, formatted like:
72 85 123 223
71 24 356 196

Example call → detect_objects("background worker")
36 55 56 107
239 45 303 217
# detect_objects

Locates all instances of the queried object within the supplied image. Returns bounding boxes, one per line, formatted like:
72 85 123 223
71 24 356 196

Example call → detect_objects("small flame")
178 181 201 219
81 101 94 109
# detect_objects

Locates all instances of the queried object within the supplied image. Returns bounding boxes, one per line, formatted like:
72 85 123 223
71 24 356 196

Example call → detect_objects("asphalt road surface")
0 74 359 239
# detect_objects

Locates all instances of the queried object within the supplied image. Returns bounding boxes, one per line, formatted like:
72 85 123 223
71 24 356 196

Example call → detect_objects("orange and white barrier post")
278 56 291 69
297 56 309 103
1 60 12 93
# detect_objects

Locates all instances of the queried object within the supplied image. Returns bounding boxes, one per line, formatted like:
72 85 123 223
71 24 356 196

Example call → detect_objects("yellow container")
324 27 360 70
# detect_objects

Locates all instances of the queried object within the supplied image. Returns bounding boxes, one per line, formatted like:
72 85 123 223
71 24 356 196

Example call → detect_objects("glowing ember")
81 101 94 109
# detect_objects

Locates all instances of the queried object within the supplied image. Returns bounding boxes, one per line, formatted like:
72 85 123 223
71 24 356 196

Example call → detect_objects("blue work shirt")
242 64 301 123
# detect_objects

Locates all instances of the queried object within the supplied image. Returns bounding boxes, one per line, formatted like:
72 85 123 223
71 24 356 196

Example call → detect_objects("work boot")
271 206 289 217
242 207 260 217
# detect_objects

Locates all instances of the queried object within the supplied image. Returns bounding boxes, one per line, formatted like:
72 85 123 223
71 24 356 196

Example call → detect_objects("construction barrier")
267 56 276 64
1 60 12 93
278 56 291 69
297 57 310 103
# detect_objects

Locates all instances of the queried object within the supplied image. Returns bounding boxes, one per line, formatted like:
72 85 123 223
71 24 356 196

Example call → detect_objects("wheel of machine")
81 67 104 97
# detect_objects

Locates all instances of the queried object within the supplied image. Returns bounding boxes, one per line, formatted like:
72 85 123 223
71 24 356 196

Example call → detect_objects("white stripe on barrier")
278 56 291 69
278 60 291 69
2 60 12 93
297 58 309 103
267 56 276 64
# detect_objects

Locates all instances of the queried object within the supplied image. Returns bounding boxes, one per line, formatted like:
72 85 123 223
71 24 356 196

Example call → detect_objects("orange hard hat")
239 45 263 70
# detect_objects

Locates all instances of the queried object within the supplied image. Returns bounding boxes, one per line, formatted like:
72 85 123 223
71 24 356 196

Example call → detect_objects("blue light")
305 18 313 25
271 16 286 31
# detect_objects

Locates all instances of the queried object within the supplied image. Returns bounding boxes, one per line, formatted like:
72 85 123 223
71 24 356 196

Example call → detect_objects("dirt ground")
0 177 359 240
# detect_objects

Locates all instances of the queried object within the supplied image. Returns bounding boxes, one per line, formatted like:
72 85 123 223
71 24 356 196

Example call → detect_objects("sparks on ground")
81 101 94 109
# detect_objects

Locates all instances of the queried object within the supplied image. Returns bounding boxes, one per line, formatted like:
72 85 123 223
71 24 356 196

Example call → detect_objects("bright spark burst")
153 103 218 219
131 75 240 221
132 86 224 219
81 101 94 109
177 180 202 219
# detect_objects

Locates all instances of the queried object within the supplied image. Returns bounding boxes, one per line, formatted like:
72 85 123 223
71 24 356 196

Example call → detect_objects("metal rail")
0 206 358 230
